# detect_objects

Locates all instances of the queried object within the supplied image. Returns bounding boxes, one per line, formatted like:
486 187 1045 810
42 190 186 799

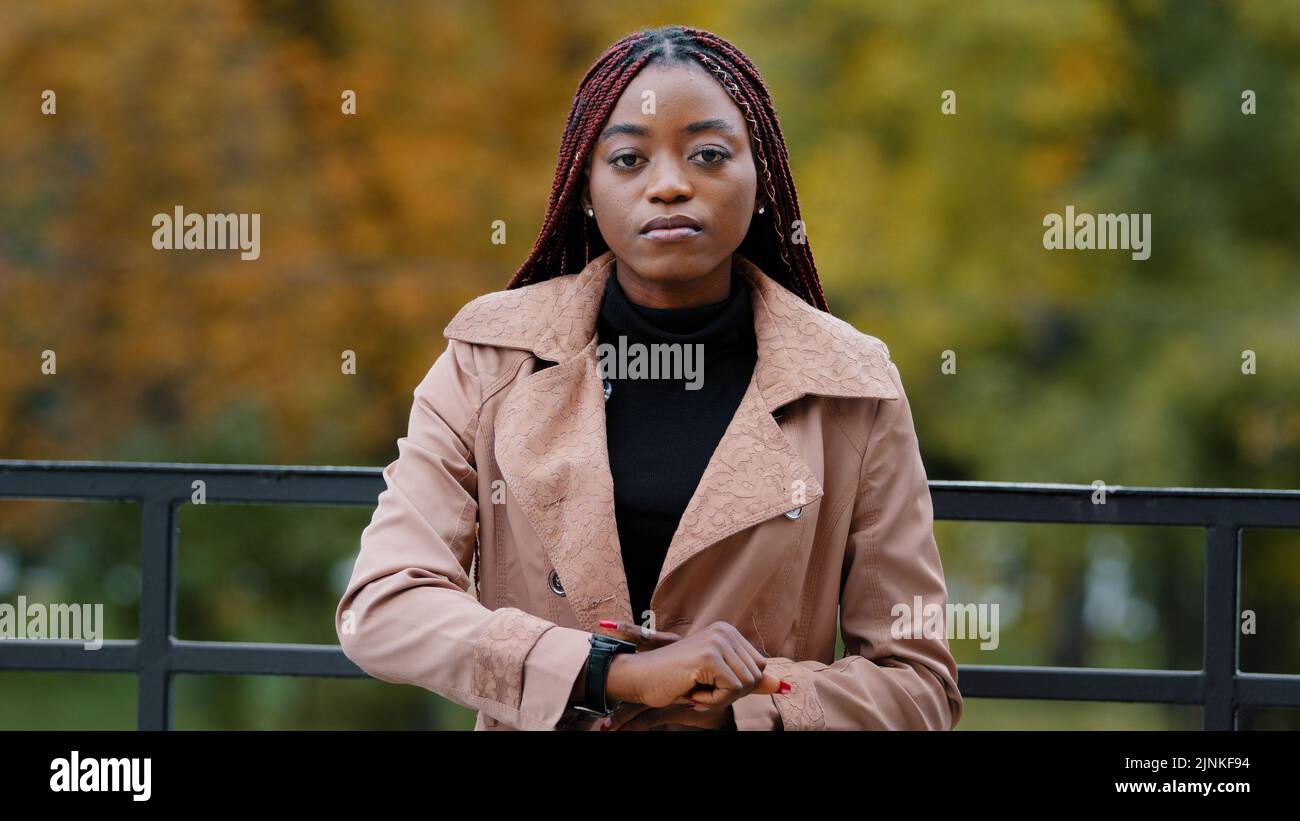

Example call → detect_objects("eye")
693 147 731 164
610 153 642 170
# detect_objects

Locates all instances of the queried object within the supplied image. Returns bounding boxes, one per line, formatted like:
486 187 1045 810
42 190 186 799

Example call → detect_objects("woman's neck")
612 255 734 309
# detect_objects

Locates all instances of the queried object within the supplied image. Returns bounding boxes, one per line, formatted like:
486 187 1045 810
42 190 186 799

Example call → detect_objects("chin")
622 252 715 284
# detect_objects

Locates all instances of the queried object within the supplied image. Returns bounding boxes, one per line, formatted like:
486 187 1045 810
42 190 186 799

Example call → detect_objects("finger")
723 642 766 694
734 644 764 688
609 620 684 644
740 639 767 669
719 643 760 693
690 671 781 701
705 647 745 693
688 646 751 706
596 620 683 650
705 621 766 671
750 670 784 695
722 639 759 691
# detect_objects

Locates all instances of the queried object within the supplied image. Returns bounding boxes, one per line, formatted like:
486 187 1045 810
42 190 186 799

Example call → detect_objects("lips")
640 214 702 233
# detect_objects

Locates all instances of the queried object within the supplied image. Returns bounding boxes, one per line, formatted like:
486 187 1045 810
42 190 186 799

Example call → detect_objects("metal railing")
1 460 1298 729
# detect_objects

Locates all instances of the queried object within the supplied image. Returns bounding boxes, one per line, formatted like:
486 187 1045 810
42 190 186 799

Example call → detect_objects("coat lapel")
653 253 899 598
444 250 899 632
493 332 635 632
656 372 823 586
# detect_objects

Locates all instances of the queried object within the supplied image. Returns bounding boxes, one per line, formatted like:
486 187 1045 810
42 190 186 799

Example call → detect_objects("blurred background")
1 0 1298 730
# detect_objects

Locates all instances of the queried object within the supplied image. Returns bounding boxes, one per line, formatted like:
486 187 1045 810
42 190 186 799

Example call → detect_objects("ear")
577 157 591 212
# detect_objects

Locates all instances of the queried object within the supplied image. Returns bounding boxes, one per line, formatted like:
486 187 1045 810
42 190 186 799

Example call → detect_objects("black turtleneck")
596 266 758 623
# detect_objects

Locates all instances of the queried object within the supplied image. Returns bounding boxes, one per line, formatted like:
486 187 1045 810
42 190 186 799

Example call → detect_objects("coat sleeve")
730 358 964 730
334 338 593 730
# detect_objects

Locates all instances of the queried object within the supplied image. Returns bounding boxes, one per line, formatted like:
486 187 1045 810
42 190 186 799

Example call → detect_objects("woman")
335 25 963 731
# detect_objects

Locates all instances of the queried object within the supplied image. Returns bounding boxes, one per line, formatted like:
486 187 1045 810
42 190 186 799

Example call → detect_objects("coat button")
603 379 612 401
548 569 566 596
784 506 803 520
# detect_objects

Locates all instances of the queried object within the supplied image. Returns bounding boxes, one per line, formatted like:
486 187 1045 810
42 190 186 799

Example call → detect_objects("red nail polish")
778 680 792 694
598 620 618 629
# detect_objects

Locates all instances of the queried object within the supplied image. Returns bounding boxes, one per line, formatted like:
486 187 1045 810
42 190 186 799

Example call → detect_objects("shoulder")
806 300 893 363
820 310 892 364
429 274 578 406
789 303 900 449
442 273 580 351
763 287 898 409
757 272 893 366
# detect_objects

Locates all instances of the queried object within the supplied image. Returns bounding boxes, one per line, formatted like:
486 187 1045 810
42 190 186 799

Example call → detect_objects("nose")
645 154 692 204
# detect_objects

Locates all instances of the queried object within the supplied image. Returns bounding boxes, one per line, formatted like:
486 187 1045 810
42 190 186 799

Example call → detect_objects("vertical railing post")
138 496 178 730
1202 523 1240 730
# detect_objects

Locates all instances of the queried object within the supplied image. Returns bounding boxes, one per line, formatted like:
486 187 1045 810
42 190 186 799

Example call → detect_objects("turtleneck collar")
597 265 754 350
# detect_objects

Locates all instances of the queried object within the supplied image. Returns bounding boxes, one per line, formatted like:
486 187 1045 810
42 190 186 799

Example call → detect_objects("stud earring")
757 205 765 214
587 207 595 217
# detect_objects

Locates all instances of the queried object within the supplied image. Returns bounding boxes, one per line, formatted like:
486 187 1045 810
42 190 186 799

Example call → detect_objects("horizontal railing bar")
1236 672 1300 709
8 640 1300 708
0 639 138 671
0 461 384 505
4 463 1299 527
958 665 1205 704
930 480 1300 499
0 639 365 678
169 641 364 677
930 482 1300 529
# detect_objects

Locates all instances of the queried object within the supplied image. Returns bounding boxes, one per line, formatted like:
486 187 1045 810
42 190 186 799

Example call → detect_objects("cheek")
721 212 755 246
724 164 758 214
720 172 758 235
590 170 633 217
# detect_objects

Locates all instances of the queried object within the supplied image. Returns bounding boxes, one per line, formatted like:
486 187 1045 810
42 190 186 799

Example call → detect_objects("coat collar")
443 250 898 631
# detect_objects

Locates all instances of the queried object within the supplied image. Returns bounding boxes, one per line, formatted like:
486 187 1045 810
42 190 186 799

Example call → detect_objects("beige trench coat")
335 249 963 731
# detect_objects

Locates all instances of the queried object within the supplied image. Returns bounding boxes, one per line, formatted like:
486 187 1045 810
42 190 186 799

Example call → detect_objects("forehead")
606 62 744 128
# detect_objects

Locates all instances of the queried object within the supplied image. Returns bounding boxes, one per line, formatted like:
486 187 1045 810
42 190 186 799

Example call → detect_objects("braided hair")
506 25 829 312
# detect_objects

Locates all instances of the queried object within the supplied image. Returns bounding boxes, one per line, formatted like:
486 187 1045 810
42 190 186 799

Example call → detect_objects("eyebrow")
599 118 739 142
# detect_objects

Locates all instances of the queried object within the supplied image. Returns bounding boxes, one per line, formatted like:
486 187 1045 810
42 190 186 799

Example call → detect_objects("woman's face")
582 61 761 305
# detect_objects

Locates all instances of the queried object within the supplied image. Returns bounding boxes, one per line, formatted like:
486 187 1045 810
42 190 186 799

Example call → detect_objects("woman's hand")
602 620 785 709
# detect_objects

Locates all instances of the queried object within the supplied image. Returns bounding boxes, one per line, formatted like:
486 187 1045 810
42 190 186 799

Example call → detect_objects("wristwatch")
572 633 637 717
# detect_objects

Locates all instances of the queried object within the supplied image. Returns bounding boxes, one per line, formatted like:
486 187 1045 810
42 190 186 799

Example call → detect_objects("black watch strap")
574 633 636 717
